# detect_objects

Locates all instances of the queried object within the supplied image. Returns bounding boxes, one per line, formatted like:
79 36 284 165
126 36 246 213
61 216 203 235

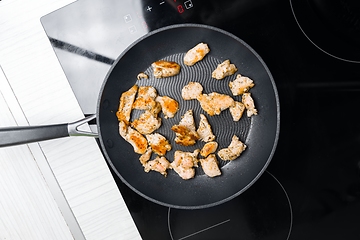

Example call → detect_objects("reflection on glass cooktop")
41 0 195 114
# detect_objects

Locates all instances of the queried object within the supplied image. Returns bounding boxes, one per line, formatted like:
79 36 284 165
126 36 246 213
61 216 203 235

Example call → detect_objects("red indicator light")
177 4 184 13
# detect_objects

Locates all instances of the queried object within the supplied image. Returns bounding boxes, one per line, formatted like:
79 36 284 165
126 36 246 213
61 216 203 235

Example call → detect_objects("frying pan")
0 24 280 209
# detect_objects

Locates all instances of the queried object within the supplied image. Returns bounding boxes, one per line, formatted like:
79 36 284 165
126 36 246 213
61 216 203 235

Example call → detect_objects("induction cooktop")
41 0 360 239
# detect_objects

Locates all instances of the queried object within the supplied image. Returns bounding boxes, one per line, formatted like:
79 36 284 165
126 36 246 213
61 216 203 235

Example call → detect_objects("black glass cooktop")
41 0 360 239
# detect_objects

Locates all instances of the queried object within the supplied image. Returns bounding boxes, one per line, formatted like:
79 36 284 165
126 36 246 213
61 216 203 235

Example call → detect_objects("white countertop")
0 0 141 239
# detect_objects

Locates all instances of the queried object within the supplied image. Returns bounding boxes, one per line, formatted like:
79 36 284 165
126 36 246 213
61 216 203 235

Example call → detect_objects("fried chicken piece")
229 74 255 96
229 101 246 121
183 43 210 66
212 60 237 80
149 101 162 116
118 120 128 138
171 125 199 146
119 121 148 154
146 133 172 156
170 149 200 180
218 135 246 161
131 110 162 135
200 154 221 177
181 82 203 100
132 86 158 111
144 156 171 177
155 95 179 118
200 141 218 157
242 92 258 117
197 92 234 116
139 147 152 165
152 60 181 78
116 85 138 123
197 114 215 142
137 72 149 80
171 110 199 146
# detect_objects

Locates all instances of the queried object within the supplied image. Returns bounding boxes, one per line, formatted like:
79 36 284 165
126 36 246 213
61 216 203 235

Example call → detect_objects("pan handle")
0 115 98 148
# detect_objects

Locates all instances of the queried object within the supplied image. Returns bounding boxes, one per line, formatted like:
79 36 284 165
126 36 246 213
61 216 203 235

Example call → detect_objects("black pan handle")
0 115 98 148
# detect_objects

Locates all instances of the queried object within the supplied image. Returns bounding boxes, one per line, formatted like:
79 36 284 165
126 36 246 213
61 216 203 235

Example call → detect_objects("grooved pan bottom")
133 53 251 174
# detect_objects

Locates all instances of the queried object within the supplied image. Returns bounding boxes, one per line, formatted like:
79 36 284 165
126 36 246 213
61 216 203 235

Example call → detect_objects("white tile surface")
0 68 75 239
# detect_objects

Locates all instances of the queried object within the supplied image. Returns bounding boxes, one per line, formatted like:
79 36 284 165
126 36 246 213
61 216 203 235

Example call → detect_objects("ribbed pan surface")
135 53 251 172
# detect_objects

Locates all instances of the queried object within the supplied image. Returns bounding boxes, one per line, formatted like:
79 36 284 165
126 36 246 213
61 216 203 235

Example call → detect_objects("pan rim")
96 23 280 209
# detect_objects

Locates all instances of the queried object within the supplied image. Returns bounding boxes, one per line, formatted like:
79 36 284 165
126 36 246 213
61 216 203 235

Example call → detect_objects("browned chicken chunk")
197 92 234 116
183 43 210 66
218 135 246 161
242 92 258 117
137 72 149 80
197 114 215 142
171 110 199 146
229 101 246 121
144 156 171 177
170 149 200 180
181 82 203 100
152 60 181 78
200 154 221 177
139 147 152 166
229 74 255 96
212 60 237 80
131 110 162 135
116 85 138 123
145 133 172 156
200 141 218 158
132 86 158 111
155 95 179 119
119 121 148 154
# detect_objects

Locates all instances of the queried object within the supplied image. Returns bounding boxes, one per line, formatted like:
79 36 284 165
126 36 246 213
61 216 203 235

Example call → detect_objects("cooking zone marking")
175 219 231 240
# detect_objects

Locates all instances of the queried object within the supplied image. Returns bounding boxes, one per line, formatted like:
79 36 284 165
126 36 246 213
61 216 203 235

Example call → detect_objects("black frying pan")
0 24 280 209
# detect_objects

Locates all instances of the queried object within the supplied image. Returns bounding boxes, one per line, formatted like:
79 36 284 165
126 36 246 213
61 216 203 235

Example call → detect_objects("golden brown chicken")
119 121 148 155
145 133 172 156
242 92 258 117
155 95 179 119
181 81 204 100
212 60 237 80
229 101 246 121
137 72 149 80
144 156 171 177
171 110 199 146
131 111 162 135
217 135 246 161
139 147 152 166
200 141 218 158
132 86 158 111
152 60 181 78
197 92 234 116
229 74 255 96
197 114 216 142
183 43 210 66
170 149 200 180
116 85 138 123
199 154 221 177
